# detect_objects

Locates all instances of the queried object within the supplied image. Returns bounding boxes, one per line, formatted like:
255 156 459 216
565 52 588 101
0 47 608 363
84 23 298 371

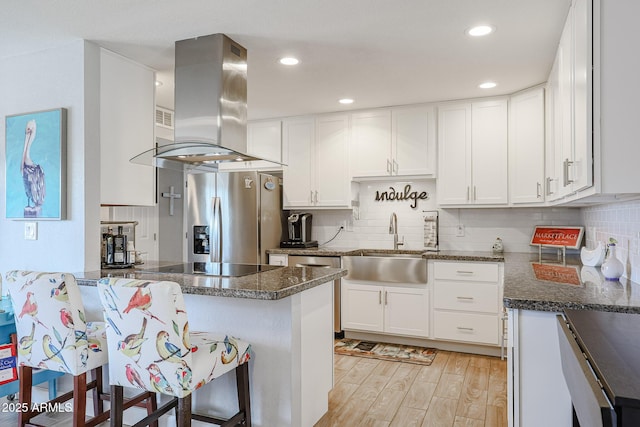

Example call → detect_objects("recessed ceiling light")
279 57 299 66
339 98 354 105
479 82 497 89
467 25 495 37
155 80 163 87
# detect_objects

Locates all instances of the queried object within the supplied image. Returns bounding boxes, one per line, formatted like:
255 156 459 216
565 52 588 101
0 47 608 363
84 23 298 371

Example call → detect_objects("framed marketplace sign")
0 343 17 386
5 108 67 220
530 226 584 249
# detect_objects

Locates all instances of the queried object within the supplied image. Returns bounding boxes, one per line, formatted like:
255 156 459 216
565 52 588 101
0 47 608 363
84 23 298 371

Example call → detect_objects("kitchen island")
75 264 346 427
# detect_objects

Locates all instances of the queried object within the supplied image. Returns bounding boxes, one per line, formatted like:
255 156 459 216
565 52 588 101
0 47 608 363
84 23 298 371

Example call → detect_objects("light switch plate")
24 222 37 240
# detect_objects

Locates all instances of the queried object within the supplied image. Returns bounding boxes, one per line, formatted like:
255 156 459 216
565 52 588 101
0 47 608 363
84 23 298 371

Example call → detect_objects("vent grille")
155 107 174 129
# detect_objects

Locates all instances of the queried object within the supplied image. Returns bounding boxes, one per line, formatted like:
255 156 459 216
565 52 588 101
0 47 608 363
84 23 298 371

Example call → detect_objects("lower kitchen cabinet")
341 280 429 338
431 260 503 346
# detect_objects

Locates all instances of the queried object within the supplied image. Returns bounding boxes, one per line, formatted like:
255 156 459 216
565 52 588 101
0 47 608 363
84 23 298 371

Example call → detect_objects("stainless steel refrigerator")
187 171 282 265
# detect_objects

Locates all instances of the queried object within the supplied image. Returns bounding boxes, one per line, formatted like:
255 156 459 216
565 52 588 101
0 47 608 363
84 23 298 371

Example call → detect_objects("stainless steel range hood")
132 34 269 171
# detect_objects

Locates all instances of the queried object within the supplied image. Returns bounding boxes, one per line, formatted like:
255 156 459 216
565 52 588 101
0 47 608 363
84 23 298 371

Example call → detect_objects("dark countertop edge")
76 269 346 301
503 298 640 314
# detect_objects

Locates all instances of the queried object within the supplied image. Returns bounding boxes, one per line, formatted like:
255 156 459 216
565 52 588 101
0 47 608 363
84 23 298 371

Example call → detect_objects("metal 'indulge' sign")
375 184 429 209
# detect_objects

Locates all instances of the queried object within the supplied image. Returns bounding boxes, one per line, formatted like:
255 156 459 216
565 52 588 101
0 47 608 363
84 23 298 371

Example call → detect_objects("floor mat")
334 338 437 366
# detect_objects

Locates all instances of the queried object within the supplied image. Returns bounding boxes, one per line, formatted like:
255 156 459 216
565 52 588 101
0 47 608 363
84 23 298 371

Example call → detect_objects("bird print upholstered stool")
97 277 252 427
5 271 113 427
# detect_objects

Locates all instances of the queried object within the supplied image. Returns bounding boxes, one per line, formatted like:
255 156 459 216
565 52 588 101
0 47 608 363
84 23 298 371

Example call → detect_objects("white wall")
582 199 640 282
307 179 583 253
0 40 102 276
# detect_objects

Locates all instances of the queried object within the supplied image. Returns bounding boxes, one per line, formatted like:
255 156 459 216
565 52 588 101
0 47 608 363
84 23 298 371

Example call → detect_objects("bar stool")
5 270 111 427
97 277 252 427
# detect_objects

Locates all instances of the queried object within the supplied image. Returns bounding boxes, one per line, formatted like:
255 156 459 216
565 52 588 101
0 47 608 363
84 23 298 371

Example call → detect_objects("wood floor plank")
367 388 407 422
485 404 508 427
327 393 377 427
469 355 491 369
358 416 392 427
390 406 427 427
487 375 507 409
453 416 484 427
401 380 438 410
444 353 471 376
372 360 402 377
341 358 381 385
385 364 420 392
434 374 464 399
329 381 360 411
335 353 361 370
421 396 457 427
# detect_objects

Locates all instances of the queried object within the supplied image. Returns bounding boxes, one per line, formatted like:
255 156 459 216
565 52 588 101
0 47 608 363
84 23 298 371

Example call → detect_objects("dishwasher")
288 255 342 335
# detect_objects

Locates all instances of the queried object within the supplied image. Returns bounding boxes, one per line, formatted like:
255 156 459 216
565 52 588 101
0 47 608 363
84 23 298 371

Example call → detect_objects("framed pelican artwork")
5 108 67 220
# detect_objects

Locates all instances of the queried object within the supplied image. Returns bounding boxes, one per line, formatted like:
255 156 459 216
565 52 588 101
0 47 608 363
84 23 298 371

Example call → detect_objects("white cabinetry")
282 114 350 209
100 49 156 206
437 100 508 206
432 261 502 346
268 254 288 266
341 280 429 338
509 87 545 204
350 105 436 179
545 0 593 201
219 120 282 171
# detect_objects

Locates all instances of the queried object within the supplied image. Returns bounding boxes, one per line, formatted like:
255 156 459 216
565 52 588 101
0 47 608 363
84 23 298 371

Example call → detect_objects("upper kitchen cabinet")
282 114 351 209
545 0 593 202
437 99 508 206
350 105 436 179
100 49 156 206
218 119 282 171
509 87 545 204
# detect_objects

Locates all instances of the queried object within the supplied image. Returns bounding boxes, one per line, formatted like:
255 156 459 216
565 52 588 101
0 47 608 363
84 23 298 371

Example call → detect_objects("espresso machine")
280 213 318 248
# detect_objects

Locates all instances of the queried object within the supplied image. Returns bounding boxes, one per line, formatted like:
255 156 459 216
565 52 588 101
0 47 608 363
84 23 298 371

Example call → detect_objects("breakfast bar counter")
74 264 346 427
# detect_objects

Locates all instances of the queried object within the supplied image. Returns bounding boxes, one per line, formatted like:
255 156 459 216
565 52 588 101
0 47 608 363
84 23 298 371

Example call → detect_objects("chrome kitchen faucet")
389 212 404 250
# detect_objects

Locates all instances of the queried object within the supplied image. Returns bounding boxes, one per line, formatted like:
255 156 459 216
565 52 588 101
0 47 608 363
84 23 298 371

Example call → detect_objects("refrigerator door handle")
211 196 222 262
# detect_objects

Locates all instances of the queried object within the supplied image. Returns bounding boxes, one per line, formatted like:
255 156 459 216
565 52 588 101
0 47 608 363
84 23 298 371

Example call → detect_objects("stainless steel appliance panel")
288 255 342 334
187 171 282 265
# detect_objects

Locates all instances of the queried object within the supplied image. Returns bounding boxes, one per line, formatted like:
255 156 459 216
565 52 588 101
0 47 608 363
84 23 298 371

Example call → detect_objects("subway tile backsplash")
582 199 640 283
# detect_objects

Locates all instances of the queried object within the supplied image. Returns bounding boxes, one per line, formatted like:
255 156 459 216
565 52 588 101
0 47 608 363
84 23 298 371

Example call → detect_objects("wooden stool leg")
176 394 192 427
92 367 104 417
18 365 33 427
236 363 251 427
146 392 159 427
73 372 88 427
110 385 124 427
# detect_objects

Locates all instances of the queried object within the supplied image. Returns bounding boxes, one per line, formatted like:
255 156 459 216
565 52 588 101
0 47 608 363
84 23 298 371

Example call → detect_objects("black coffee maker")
280 213 318 248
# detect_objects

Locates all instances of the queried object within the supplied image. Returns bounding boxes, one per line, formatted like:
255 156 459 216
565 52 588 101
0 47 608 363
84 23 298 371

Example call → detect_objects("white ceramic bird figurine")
580 241 606 267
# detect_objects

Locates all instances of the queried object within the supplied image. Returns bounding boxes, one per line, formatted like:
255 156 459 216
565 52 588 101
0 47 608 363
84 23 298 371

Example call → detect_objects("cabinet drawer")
433 282 499 313
433 261 499 282
433 311 499 345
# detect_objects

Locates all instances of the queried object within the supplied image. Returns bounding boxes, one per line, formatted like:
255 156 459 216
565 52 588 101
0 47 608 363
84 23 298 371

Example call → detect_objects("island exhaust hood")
132 33 272 171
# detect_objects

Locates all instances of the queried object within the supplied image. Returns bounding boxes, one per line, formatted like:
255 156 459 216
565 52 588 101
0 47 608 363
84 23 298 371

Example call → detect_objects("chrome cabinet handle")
457 326 474 331
456 296 474 301
564 158 574 186
384 291 388 305
456 270 474 275
314 191 318 204
392 160 398 175
386 159 392 174
546 177 555 195
211 197 222 263
473 186 477 201
536 182 542 198
467 186 470 201
379 290 382 305
310 190 313 204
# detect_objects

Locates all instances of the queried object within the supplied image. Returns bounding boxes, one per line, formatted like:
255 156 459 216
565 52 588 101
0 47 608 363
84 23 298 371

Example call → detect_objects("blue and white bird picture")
5 108 67 219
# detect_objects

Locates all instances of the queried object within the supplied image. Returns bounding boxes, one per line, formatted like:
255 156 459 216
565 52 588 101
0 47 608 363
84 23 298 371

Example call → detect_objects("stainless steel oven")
288 255 342 334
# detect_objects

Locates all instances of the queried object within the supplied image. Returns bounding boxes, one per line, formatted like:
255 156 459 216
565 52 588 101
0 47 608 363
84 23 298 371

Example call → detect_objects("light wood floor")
315 351 508 427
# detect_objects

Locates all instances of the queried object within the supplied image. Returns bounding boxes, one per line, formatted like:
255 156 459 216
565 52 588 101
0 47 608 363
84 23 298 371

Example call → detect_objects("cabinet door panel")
392 105 436 176
384 287 429 337
510 88 545 204
316 115 350 206
471 100 508 204
351 110 392 177
341 282 384 332
282 118 314 208
100 49 155 206
437 104 471 205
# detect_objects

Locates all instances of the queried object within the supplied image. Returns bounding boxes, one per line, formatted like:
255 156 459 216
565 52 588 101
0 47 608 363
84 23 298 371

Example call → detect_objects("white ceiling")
1 0 570 120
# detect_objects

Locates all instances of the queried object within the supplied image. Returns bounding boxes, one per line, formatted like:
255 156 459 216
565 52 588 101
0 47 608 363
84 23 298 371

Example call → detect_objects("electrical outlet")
339 220 347 230
456 224 465 237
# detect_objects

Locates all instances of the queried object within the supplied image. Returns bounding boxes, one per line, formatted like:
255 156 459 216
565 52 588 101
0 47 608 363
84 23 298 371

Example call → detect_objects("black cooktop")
139 262 281 278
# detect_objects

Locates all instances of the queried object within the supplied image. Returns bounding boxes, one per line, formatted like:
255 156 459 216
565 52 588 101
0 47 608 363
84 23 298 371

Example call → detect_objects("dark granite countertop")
269 247 640 313
75 262 346 301
502 253 640 314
